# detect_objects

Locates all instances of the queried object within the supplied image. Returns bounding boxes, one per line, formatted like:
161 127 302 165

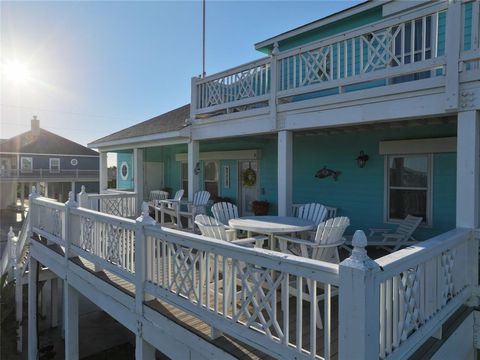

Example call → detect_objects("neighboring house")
0 116 99 209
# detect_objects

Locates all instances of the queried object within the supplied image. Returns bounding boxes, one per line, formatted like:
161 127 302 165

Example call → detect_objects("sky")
1 0 361 149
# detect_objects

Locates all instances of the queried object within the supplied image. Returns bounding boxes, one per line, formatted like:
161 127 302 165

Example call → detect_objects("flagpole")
202 0 206 78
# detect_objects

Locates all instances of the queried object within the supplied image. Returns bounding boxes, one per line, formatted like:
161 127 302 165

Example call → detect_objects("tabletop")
228 216 315 234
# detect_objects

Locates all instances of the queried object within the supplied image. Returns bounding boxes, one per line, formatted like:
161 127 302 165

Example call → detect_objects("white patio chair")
179 191 211 231
276 216 350 329
149 190 169 204
211 202 239 226
297 203 329 226
158 189 184 228
364 214 422 252
195 214 267 323
292 203 338 220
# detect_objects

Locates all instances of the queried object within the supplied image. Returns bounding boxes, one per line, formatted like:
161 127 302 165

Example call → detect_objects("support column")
277 130 293 216
187 140 200 202
133 148 144 215
20 183 25 212
64 283 79 360
456 110 480 228
51 278 58 328
99 152 108 193
135 336 155 360
28 257 38 360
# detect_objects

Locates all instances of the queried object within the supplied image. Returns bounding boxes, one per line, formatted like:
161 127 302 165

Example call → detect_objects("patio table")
228 216 315 250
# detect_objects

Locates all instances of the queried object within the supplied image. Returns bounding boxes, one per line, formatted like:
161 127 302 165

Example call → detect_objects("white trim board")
379 137 457 155
0 152 99 158
175 149 261 162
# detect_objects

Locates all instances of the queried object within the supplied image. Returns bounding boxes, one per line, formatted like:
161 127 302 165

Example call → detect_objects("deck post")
27 256 38 360
77 185 89 208
63 191 79 358
456 110 480 228
338 230 380 360
16 264 23 353
134 148 144 215
135 202 157 358
188 140 200 202
277 130 292 216
99 151 108 193
64 283 79 360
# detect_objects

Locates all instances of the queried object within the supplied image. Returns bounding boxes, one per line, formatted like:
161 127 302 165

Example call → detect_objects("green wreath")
242 167 257 187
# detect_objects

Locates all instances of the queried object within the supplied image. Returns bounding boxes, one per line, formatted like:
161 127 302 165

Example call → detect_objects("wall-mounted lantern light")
356 151 369 168
194 162 201 175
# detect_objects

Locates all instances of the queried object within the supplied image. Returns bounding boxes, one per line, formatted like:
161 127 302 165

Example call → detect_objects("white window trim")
204 160 220 195
384 153 433 227
120 161 129 181
20 157 33 173
49 158 60 173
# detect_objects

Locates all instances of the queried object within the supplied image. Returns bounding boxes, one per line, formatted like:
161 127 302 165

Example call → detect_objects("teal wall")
257 6 384 54
117 152 134 190
142 123 456 240
145 137 277 213
292 122 457 240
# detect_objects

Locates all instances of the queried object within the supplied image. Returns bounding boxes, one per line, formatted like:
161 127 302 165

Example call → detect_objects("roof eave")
254 0 386 52
88 127 191 151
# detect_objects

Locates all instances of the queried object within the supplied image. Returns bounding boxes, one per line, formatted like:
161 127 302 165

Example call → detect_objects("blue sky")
1 1 361 147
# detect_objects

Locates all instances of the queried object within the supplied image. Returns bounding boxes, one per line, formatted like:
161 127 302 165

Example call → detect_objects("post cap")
136 201 156 225
65 191 78 207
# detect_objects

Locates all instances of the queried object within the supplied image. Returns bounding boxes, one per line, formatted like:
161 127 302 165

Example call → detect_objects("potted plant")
252 200 269 216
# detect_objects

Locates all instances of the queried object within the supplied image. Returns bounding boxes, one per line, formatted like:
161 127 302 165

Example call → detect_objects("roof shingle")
90 104 189 146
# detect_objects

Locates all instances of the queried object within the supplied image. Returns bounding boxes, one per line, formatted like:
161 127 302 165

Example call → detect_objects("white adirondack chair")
195 214 266 245
364 214 423 252
179 191 211 231
149 190 169 204
276 216 350 329
195 214 267 316
158 189 184 228
292 203 337 220
211 202 239 226
297 203 329 226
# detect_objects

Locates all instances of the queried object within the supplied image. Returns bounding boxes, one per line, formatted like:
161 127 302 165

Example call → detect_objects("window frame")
384 153 433 227
20 157 33 173
49 158 61 173
203 160 219 198
181 161 189 198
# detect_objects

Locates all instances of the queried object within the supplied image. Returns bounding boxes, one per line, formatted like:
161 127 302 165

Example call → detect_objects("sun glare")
2 60 32 85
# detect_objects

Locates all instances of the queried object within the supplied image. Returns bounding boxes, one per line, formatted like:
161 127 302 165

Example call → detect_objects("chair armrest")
369 228 392 236
231 235 267 246
226 229 237 242
381 233 404 240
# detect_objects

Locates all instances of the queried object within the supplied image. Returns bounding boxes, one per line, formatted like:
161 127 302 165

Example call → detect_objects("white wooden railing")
78 186 137 218
339 229 478 360
28 193 478 360
192 1 480 117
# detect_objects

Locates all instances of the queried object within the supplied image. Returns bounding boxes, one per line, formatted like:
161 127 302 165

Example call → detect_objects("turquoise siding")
292 123 457 240
117 152 134 190
142 124 456 240
257 6 384 54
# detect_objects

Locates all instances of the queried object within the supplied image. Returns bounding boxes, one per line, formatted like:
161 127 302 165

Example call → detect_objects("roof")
254 0 378 53
0 128 99 156
89 104 190 146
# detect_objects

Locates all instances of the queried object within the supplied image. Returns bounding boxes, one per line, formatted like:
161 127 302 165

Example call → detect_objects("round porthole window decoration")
242 167 256 187
120 161 129 180
70 158 78 166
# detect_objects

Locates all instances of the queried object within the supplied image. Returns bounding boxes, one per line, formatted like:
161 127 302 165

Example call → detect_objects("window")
204 161 218 199
20 157 33 173
49 158 60 173
181 162 188 198
386 154 431 224
120 161 129 180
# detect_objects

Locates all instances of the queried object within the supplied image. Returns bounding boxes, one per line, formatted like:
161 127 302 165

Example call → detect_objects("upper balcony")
191 1 480 121
0 168 100 182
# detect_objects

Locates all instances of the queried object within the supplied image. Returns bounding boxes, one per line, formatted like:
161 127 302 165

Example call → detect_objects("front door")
238 161 259 216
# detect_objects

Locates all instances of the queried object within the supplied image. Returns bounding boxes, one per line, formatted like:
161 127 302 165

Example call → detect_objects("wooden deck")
41 239 339 359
